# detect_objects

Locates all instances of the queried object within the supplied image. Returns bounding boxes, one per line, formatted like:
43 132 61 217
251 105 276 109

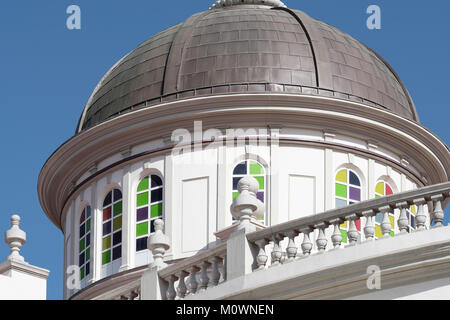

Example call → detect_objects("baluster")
176 271 188 299
330 219 343 248
315 223 328 252
198 261 210 292
270 235 282 266
413 198 427 231
300 228 313 256
396 202 409 233
379 205 392 237
363 209 376 241
166 275 177 300
220 255 227 282
346 214 359 244
209 257 221 287
431 195 445 228
285 231 299 261
186 266 200 295
255 239 268 270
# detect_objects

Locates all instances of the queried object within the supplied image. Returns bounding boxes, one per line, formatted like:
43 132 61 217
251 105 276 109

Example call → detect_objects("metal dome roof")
77 3 418 133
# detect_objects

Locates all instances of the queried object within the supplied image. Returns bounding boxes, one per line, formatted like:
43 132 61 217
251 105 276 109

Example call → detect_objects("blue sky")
0 0 448 300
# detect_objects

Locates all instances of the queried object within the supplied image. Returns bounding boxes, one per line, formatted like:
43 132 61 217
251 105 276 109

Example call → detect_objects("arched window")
335 169 362 243
374 181 395 238
232 160 266 224
136 175 163 252
79 205 91 281
101 189 123 266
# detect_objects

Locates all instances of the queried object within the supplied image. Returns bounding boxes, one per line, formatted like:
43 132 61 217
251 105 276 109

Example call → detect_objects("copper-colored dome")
77 4 418 133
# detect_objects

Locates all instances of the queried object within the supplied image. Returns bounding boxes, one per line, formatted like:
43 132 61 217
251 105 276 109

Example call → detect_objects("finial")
210 0 287 10
147 219 170 270
230 176 265 233
4 215 27 262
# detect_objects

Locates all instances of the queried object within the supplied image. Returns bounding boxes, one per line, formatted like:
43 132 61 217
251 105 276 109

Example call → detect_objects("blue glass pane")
79 253 85 267
335 198 347 208
349 171 360 186
86 206 91 218
103 192 112 207
151 175 163 188
113 245 122 260
86 233 91 247
233 162 247 175
233 177 241 190
136 238 147 252
113 231 122 246
79 224 85 238
113 189 122 201
375 213 383 224
151 188 163 203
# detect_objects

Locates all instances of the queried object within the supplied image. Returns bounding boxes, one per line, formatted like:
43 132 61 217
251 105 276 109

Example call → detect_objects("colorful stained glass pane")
151 188 163 202
356 219 361 231
137 207 148 222
113 231 121 246
137 192 149 207
340 221 348 229
336 170 347 183
150 220 156 233
113 189 122 201
103 207 112 221
103 221 112 236
375 213 383 224
233 177 241 190
113 202 122 216
102 236 111 250
113 246 122 260
80 210 85 224
138 177 149 192
86 233 91 247
257 192 264 202
151 203 163 218
375 182 384 195
103 192 112 207
79 238 85 252
385 184 393 195
86 262 90 276
86 219 91 232
151 175 163 188
86 206 91 218
340 230 348 243
86 248 90 261
390 231 394 237
389 216 395 229
335 198 347 208
102 251 111 265
80 266 85 280
113 217 122 231
233 162 247 175
375 225 383 238
349 172 360 186
250 162 263 175
80 224 85 238
232 192 239 199
255 176 264 190
349 187 361 201
136 222 148 237
335 183 347 198
136 238 147 252
79 253 85 266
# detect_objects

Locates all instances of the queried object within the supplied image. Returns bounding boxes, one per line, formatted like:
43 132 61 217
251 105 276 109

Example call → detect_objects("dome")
77 1 418 133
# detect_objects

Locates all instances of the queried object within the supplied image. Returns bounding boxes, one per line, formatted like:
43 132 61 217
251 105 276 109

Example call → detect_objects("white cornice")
0 260 50 280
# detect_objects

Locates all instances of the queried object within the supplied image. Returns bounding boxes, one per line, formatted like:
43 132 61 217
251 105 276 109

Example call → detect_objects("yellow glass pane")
375 182 384 196
375 225 383 238
410 205 416 214
336 170 347 183
389 216 395 229
340 221 348 229
102 236 111 251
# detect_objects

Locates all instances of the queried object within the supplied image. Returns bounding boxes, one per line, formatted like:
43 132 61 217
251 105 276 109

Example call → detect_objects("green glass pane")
232 192 239 200
254 177 264 190
137 192 149 207
86 248 90 261
335 183 347 198
375 225 383 238
375 194 380 199
258 215 264 221
79 238 85 252
390 231 395 238
336 170 347 183
340 230 347 243
86 219 91 232
80 266 85 280
137 177 149 192
136 222 148 237
102 251 111 265
113 201 122 216
375 182 384 196
102 236 111 251
249 162 263 175
113 217 122 231
151 203 163 218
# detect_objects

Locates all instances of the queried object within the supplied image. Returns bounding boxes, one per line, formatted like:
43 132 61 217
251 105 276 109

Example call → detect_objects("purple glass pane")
113 245 122 261
113 189 122 202
137 207 148 222
103 221 111 236
257 192 264 203
349 187 361 201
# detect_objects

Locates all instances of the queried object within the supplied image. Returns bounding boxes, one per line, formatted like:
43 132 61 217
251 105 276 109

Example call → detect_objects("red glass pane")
103 207 112 222
356 219 361 231
385 184 393 195
80 210 85 224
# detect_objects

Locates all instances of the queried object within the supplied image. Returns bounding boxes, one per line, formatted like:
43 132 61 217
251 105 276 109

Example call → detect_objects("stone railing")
246 181 450 270
158 243 227 300
140 179 449 300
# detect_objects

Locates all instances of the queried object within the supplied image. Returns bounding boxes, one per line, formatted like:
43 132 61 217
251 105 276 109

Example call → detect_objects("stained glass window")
374 181 395 238
102 189 123 265
232 160 266 224
136 175 163 252
335 169 362 243
406 205 417 233
79 206 91 281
